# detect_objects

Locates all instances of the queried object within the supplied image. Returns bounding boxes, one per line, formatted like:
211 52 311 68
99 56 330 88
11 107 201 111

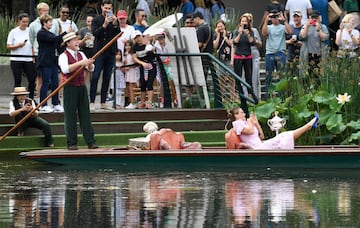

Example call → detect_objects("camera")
243 24 248 30
269 14 279 18
310 19 317 26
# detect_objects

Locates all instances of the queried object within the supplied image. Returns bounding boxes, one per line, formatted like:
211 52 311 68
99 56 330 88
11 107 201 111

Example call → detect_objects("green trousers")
63 85 96 147
18 116 53 146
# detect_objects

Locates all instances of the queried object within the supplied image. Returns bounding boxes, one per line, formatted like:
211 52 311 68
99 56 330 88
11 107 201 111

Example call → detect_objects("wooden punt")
20 145 360 169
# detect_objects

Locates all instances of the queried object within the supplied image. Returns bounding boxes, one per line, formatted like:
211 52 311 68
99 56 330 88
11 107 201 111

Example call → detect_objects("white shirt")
57 19 78 33
336 29 359 57
9 99 37 116
285 0 312 25
117 24 135 54
7 27 33 61
58 48 94 74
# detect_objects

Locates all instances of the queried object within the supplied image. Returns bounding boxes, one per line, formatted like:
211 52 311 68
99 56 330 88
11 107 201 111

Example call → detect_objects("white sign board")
166 27 206 87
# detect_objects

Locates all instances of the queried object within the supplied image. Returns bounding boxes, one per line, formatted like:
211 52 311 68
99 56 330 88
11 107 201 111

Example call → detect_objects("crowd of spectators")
6 0 358 111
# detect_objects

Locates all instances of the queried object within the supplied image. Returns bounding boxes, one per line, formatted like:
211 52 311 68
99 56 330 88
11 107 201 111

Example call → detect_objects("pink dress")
232 120 295 149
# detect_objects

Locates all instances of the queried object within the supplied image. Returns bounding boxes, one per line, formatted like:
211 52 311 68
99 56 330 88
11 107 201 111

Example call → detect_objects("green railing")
155 52 258 113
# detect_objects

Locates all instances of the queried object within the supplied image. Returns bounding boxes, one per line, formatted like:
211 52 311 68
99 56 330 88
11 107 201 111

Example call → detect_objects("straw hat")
11 87 30 96
63 32 78 43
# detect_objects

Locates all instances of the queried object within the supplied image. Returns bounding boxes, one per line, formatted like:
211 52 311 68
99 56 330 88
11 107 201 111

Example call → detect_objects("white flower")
336 93 351 105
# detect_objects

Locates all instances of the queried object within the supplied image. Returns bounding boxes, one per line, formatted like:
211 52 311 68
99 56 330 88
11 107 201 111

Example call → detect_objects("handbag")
328 0 342 25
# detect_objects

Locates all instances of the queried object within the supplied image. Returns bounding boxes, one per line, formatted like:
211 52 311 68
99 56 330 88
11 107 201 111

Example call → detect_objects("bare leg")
147 90 154 103
128 83 135 103
36 76 42 98
140 91 146 104
293 117 316 140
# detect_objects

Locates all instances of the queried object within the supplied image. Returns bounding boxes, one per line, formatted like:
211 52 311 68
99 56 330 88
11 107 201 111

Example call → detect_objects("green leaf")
312 91 335 104
326 114 345 134
346 120 360 130
254 102 276 119
328 98 341 112
349 131 360 142
273 79 288 92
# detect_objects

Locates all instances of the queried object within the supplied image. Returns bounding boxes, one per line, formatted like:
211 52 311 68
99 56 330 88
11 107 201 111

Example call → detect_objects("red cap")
117 10 127 19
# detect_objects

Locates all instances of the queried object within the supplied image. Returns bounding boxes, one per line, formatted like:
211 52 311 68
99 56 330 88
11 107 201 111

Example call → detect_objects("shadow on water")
1 158 360 227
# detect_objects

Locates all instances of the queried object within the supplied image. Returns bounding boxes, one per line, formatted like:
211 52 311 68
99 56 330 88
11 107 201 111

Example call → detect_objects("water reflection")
1 162 360 227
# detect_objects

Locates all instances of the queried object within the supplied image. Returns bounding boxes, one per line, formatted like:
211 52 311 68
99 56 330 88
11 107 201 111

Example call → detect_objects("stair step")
0 130 227 154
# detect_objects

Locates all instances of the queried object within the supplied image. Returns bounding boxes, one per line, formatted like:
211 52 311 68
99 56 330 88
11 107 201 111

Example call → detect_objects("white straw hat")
63 32 78 43
11 87 30 95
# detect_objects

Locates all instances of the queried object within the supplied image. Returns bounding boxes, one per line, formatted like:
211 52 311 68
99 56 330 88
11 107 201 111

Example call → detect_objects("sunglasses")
141 14 147 18
62 11 69 14
185 21 193 24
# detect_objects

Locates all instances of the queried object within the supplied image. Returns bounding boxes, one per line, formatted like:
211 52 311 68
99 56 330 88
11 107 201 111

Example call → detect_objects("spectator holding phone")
299 10 329 88
262 9 290 98
89 0 120 111
335 14 359 58
7 13 37 100
286 10 303 76
231 14 256 95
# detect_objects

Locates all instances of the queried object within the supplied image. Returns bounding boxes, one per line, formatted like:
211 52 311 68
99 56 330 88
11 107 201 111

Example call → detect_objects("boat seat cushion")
225 128 242 149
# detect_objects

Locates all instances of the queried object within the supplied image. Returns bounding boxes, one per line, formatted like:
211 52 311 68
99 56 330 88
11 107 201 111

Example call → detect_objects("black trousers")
10 61 37 99
234 58 253 88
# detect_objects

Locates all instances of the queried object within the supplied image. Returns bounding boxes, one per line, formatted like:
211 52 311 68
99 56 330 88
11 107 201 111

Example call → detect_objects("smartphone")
310 19 317 26
107 11 113 22
243 24 248 30
24 39 28 43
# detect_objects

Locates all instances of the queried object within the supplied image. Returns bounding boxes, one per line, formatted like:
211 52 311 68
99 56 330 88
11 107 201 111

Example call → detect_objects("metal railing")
156 52 258 112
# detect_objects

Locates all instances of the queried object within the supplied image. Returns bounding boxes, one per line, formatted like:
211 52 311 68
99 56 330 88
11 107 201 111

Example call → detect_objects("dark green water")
1 158 360 227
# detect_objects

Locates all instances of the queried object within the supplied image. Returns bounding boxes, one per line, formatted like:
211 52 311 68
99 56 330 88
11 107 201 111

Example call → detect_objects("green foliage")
0 13 16 55
254 55 360 145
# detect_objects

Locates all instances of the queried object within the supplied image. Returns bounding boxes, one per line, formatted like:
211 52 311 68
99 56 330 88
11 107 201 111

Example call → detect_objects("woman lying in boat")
226 107 319 150
143 121 202 150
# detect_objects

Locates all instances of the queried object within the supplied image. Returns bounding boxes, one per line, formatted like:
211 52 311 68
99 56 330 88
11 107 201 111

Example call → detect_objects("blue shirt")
133 24 147 33
310 0 328 26
265 24 287 54
181 1 194 18
211 2 225 19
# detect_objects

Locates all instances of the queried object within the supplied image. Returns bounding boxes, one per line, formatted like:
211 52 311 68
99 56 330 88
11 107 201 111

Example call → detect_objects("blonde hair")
37 2 49 13
341 14 353 24
341 14 354 29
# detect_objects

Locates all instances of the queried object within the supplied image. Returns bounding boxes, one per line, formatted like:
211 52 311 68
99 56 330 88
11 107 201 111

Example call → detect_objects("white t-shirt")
57 19 78 33
285 0 312 25
7 27 33 62
117 24 135 54
336 29 360 57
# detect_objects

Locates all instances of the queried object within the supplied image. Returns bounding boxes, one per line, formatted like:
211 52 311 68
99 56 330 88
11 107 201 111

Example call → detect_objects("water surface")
1 159 360 227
